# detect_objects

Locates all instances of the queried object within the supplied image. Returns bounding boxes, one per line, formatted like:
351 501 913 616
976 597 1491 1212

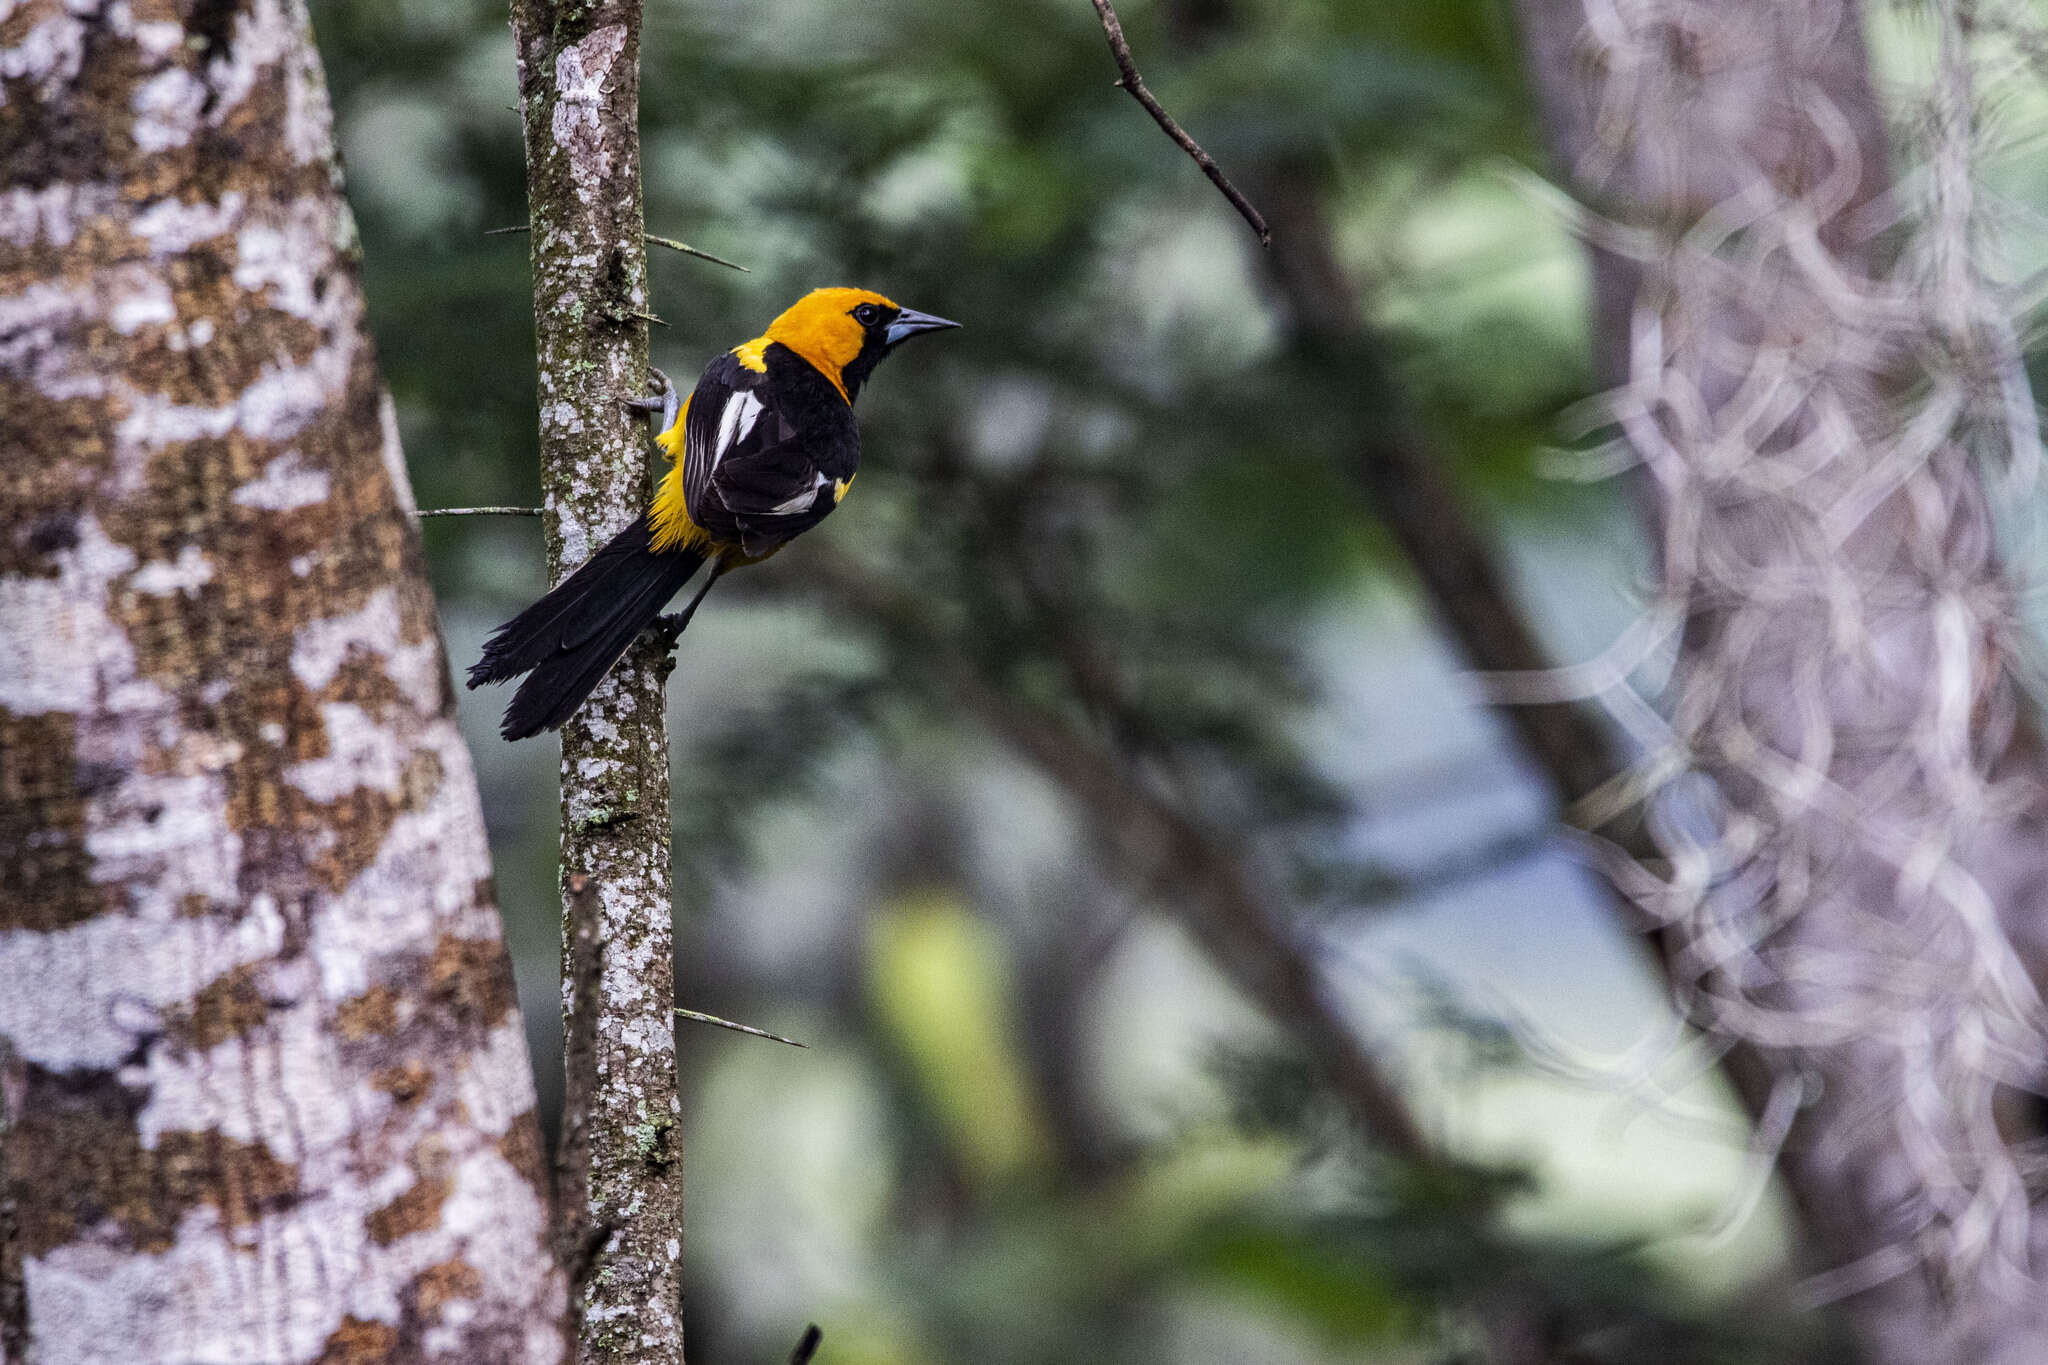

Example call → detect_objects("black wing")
682 354 845 558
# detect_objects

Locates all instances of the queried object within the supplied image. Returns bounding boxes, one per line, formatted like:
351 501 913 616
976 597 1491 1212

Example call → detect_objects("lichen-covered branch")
505 3 682 1363
0 2 564 1360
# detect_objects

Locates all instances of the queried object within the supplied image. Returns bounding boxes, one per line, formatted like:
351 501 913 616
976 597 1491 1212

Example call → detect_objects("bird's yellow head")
755 287 959 401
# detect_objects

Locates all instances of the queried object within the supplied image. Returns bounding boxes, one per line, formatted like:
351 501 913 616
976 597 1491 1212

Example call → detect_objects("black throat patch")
838 325 894 403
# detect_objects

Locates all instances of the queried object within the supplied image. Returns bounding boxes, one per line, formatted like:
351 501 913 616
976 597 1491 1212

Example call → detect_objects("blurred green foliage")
308 0 1848 1359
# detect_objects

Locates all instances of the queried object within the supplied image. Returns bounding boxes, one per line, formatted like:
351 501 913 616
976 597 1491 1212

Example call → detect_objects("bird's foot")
622 366 680 431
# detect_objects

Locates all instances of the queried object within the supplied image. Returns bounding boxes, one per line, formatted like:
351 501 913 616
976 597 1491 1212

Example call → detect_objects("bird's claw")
623 365 676 408
623 366 682 432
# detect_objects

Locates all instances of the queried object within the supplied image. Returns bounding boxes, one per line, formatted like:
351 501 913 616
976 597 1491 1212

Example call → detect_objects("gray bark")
0 1 566 1361
1512 0 2048 1359
505 4 683 1363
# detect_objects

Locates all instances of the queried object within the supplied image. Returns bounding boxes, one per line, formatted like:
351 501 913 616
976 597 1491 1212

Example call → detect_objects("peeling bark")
506 4 682 1364
0 2 565 1361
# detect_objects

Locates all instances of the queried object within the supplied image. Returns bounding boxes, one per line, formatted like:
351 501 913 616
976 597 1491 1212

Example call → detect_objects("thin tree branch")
968 678 1429 1155
486 222 750 271
1087 0 1271 246
644 233 750 272
415 505 543 517
673 1007 807 1048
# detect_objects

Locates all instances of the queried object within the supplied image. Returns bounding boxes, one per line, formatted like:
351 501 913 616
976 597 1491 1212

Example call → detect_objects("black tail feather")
497 557 690 740
467 514 703 740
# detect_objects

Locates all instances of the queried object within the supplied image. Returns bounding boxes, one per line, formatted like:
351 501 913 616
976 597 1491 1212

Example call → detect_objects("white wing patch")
768 471 831 516
713 391 763 464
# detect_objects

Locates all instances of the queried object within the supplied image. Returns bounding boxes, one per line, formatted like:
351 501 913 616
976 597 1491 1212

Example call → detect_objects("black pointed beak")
884 308 960 346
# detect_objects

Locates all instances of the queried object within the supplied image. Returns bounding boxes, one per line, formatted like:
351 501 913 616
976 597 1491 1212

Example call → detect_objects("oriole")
469 287 958 739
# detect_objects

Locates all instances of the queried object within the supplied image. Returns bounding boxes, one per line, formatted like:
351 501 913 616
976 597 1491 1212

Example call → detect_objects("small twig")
787 1325 822 1365
1087 0 1270 246
674 1006 807 1048
414 506 543 517
486 224 750 271
629 309 669 328
644 233 750 272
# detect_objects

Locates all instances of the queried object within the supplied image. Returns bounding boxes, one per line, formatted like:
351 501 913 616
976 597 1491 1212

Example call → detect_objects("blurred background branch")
1089 0 1273 245
807 544 1432 1158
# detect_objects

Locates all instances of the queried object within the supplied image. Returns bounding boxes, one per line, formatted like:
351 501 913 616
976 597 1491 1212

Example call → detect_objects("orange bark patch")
366 1175 451 1246
0 708 109 931
320 650 409 713
367 1139 453 1246
180 964 271 1049
414 1256 484 1316
428 934 518 1031
371 1061 432 1107
155 1129 301 1231
496 1112 549 1193
7 1085 300 1257
314 1316 398 1365
336 985 401 1040
0 383 107 581
301 751 443 893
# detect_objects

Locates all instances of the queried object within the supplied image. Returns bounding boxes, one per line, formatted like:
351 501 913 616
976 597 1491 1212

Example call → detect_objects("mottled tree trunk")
506 4 683 1364
1514 0 2048 1359
0 2 565 1361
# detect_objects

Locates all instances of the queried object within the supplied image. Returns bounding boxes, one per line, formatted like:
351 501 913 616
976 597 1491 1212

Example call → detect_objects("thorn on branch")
414 506 543 517
1087 0 1271 247
644 233 751 272
788 1325 823 1365
674 1006 808 1048
484 223 752 272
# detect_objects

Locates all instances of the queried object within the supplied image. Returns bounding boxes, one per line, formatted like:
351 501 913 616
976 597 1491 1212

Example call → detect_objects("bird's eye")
853 304 880 326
